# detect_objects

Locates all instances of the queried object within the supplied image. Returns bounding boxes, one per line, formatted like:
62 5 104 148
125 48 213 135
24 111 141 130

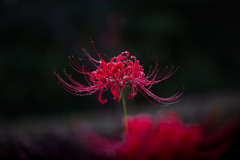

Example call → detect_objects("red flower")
77 111 238 160
54 42 183 105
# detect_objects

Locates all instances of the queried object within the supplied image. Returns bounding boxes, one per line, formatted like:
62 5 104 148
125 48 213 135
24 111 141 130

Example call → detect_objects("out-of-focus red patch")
77 111 239 160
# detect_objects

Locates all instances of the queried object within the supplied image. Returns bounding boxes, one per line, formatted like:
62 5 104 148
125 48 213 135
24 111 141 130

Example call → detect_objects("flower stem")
121 89 132 160
121 89 129 133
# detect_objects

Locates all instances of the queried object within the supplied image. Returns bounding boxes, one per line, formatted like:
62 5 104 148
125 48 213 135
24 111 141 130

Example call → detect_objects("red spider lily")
77 111 238 160
54 41 183 106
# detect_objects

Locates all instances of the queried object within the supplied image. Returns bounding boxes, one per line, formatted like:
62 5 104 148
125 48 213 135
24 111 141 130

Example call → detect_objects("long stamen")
151 65 168 82
68 56 86 74
152 66 179 84
82 52 91 73
63 70 88 88
84 75 93 86
147 63 158 79
146 65 152 77
141 86 182 105
142 86 181 101
138 86 167 107
90 37 104 61
57 75 101 96
82 48 99 63
148 69 159 89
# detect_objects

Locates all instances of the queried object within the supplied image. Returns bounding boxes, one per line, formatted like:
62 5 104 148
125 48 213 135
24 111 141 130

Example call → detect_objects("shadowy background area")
0 0 240 159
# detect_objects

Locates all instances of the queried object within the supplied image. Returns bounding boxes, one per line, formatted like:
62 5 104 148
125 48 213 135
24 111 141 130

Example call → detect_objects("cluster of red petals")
77 111 238 160
54 43 183 106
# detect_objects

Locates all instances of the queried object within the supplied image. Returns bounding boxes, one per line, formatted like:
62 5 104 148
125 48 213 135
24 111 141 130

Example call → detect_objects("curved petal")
110 82 120 100
98 90 107 104
128 86 137 98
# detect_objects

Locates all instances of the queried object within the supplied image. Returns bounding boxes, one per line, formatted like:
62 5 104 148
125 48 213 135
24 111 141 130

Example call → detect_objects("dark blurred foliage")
1 0 240 119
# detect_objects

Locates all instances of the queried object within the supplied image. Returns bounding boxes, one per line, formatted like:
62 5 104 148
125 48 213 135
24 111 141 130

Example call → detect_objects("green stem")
121 89 129 133
121 89 132 160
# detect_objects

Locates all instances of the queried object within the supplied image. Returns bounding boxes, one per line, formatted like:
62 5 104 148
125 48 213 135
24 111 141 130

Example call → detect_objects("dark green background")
1 0 240 119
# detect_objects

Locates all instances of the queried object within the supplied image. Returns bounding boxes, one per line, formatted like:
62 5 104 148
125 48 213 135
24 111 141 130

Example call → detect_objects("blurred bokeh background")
0 0 240 159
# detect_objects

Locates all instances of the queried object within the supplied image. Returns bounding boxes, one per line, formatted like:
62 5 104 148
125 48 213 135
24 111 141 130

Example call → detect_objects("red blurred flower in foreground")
54 41 183 105
77 111 238 160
